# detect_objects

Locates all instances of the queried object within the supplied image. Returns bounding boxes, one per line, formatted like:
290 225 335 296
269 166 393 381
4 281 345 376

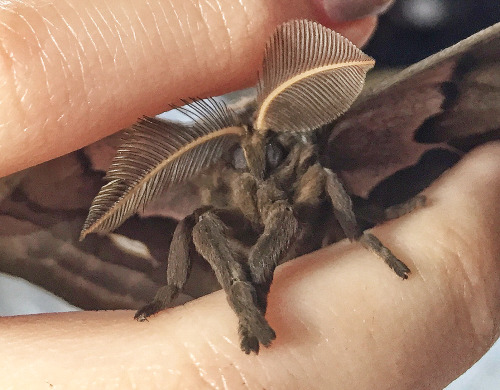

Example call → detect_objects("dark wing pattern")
81 99 245 238
328 22 500 198
255 19 374 133
415 41 500 149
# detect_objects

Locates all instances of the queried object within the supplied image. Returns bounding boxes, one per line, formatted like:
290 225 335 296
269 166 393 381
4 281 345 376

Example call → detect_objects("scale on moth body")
80 20 461 354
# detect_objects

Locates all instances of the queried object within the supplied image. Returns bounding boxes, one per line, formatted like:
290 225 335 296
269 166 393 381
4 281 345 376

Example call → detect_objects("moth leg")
384 195 426 220
353 194 426 226
323 168 410 279
231 172 261 227
361 195 425 279
135 214 195 321
240 199 299 353
359 233 410 279
192 210 276 354
323 168 361 240
294 163 325 206
249 200 299 286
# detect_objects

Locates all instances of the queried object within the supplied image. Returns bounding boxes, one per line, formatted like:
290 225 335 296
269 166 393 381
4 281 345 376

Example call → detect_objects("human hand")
1 0 499 389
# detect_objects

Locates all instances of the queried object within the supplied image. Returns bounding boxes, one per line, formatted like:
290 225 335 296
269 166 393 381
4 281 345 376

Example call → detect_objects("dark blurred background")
365 0 500 66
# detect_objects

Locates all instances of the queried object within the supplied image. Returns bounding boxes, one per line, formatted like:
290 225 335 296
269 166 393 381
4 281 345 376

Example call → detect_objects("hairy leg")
135 214 196 321
238 200 299 350
230 172 261 227
362 195 425 279
324 168 361 240
384 195 426 220
294 163 325 206
353 194 426 226
192 210 275 354
359 233 411 279
324 168 410 279
249 200 299 285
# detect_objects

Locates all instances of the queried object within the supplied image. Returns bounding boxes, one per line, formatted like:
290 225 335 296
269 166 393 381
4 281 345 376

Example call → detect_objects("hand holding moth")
81 20 416 354
2 144 499 389
0 0 499 388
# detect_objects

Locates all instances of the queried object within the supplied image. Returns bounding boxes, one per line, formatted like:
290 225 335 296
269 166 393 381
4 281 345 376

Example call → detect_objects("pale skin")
0 0 499 389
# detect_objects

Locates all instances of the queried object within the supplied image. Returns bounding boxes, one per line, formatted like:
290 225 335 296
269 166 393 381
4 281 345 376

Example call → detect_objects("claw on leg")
193 210 276 354
360 232 410 279
228 280 276 353
239 324 260 355
135 285 179 321
135 215 195 321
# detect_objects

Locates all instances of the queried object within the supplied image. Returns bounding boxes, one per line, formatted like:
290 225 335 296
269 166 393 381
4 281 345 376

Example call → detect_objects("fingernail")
321 0 394 21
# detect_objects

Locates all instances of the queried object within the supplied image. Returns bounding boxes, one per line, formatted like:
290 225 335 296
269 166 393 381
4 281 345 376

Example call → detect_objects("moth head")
231 131 288 175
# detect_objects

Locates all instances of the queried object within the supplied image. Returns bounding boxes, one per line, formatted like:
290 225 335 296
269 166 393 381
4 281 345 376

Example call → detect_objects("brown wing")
327 22 500 198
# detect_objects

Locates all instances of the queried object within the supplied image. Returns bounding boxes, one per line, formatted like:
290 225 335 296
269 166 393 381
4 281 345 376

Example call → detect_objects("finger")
320 0 394 21
0 0 378 178
1 143 498 389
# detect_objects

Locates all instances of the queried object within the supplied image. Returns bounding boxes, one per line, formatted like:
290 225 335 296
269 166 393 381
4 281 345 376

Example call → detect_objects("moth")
77 19 500 354
79 20 417 353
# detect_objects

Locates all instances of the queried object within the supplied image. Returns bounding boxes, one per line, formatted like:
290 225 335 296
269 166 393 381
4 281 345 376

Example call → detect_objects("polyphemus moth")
0 19 498 354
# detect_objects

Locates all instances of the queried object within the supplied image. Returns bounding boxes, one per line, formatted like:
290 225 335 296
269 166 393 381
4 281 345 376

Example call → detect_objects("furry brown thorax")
199 129 350 269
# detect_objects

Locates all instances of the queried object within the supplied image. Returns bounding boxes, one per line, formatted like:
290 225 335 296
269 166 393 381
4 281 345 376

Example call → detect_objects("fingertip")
331 16 378 47
319 0 394 21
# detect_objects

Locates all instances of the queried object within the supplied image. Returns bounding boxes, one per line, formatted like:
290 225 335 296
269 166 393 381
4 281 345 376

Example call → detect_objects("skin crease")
0 0 499 388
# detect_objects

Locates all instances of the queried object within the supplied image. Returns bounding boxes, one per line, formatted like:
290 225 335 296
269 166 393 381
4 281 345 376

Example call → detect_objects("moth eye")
266 141 286 170
232 146 248 170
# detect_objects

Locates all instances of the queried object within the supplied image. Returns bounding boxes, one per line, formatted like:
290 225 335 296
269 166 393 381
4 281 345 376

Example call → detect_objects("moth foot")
134 285 178 321
390 256 411 279
239 321 276 354
360 232 411 279
134 301 164 322
241 334 260 355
